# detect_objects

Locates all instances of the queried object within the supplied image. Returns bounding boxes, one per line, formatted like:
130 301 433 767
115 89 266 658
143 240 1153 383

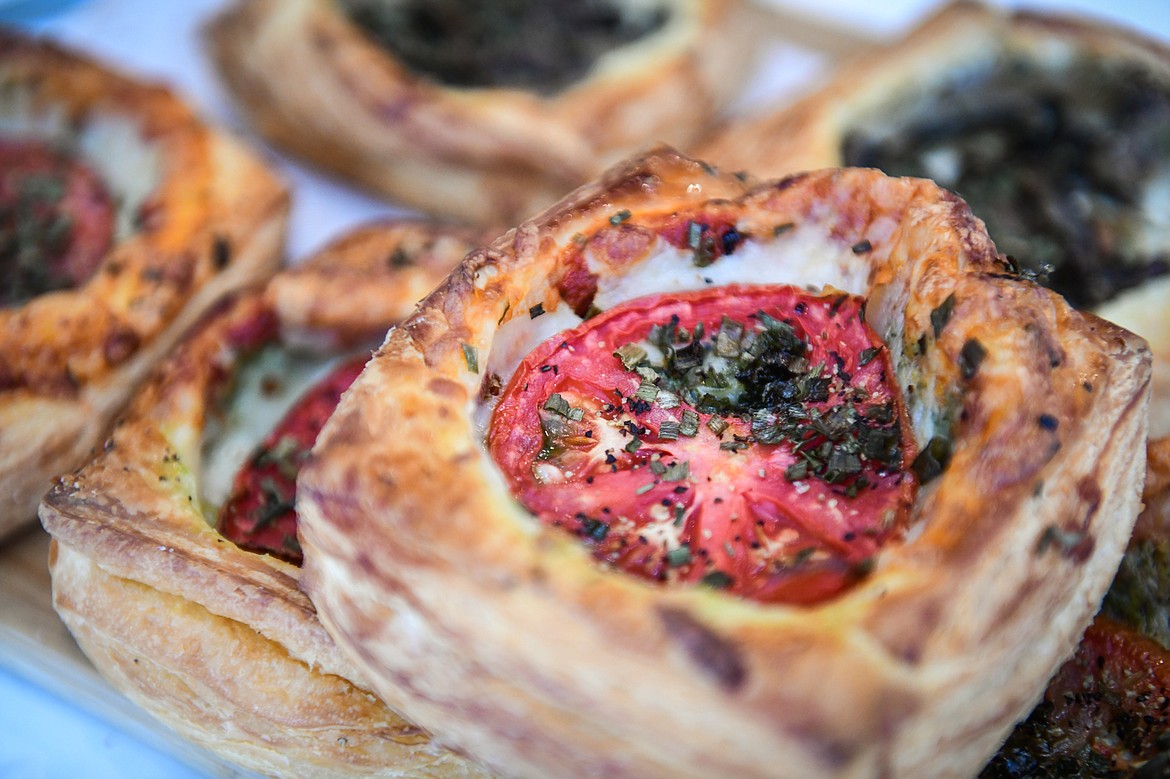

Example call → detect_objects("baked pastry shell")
206 0 759 226
298 148 1151 778
39 221 492 779
0 30 289 540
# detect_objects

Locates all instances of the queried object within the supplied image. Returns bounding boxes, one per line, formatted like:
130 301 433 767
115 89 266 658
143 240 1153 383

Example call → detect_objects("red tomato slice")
218 355 367 564
0 138 115 306
984 616 1170 777
489 284 917 605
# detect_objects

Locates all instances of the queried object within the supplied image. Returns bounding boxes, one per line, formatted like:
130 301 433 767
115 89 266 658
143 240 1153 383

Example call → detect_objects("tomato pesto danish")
296 148 1151 779
205 0 757 226
0 31 289 541
39 222 491 779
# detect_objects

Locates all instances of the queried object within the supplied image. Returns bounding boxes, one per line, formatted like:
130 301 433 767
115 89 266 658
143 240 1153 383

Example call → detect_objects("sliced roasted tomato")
983 616 1170 778
489 284 918 605
218 355 367 565
0 138 115 306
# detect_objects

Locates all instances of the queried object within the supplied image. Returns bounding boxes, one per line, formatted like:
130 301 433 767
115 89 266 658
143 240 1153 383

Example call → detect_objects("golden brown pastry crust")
696 0 1170 443
40 221 492 779
0 30 289 541
297 148 1151 779
205 0 758 226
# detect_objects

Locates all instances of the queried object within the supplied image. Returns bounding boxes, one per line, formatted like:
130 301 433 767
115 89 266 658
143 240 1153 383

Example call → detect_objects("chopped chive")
614 343 646 370
610 209 631 225
529 302 545 319
858 346 879 366
625 436 642 454
680 409 699 437
666 546 692 567
662 461 690 482
656 390 680 409
461 343 478 373
658 420 680 440
635 481 656 495
784 461 808 481
701 570 733 589
544 393 572 417
958 339 986 380
930 293 956 338
707 417 729 436
635 379 659 402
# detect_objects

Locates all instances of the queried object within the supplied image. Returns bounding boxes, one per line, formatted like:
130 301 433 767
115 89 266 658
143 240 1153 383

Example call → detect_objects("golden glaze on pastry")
40 221 492 779
205 0 758 226
697 1 1170 442
0 30 289 541
297 148 1151 779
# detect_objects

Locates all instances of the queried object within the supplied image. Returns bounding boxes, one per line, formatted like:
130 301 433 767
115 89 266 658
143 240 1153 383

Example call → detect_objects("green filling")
842 56 1170 308
342 0 670 94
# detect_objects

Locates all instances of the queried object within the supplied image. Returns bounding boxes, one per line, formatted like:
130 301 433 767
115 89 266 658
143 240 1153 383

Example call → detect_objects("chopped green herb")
858 346 879 366
461 343 479 373
707 417 729 435
625 436 643 454
784 461 808 481
680 409 699 437
701 570 734 589
911 436 952 484
958 338 987 380
930 293 956 338
609 209 631 225
662 461 690 482
654 390 678 409
635 379 659 402
529 302 545 318
635 481 655 495
666 545 692 566
658 420 680 440
544 393 572 417
614 343 647 370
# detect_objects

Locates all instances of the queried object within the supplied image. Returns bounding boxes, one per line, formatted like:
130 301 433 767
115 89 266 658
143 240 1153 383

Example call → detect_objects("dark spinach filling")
842 57 1170 308
342 0 670 95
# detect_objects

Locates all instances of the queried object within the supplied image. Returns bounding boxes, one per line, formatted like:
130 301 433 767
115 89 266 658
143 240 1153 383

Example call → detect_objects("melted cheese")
199 346 341 517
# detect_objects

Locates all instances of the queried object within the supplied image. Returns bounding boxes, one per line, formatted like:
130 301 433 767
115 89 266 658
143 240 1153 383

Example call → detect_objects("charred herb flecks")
488 285 918 605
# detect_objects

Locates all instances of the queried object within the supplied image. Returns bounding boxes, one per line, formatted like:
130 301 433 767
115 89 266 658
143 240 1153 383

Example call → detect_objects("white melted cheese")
199 346 342 518
591 228 871 311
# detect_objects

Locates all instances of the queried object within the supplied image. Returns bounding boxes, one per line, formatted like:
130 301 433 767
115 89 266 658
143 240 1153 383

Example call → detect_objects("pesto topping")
842 56 1170 308
614 309 905 487
343 0 670 95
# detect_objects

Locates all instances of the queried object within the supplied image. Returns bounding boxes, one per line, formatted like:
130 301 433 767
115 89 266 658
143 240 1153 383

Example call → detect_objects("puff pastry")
697 0 1170 442
297 147 1151 779
40 221 492 779
0 30 289 541
205 0 758 226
